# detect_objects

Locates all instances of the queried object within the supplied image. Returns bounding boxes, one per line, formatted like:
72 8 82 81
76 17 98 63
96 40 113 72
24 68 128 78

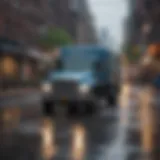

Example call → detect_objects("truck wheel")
42 100 55 117
108 95 116 107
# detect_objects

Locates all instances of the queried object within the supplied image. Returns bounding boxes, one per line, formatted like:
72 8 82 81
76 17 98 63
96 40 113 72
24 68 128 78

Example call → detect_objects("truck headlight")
79 84 90 93
41 83 53 92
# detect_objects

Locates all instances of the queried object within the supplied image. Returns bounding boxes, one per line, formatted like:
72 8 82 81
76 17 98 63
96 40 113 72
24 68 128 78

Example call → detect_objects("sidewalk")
0 87 42 108
0 88 41 98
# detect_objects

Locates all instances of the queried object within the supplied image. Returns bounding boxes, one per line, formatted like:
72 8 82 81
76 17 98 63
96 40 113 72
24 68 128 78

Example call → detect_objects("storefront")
0 38 42 90
25 48 43 81
0 55 19 78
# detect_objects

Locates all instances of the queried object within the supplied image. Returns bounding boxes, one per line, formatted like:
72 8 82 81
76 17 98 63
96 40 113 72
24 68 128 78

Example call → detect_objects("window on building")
1 56 18 78
48 0 56 7
33 0 41 6
145 0 153 10
0 15 4 35
14 0 20 8
69 0 79 12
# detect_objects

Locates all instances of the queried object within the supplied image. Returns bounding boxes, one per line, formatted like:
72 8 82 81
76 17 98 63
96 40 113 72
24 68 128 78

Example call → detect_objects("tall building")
127 0 160 45
50 0 78 40
124 0 142 45
99 28 108 47
75 0 98 44
140 0 160 44
0 0 54 46
0 0 97 47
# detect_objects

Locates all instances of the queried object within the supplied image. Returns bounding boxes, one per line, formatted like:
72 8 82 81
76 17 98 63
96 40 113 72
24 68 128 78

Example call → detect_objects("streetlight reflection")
71 124 86 160
140 87 160 159
40 117 57 160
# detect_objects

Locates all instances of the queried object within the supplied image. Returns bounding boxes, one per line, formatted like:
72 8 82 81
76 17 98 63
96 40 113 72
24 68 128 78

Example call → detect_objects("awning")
26 48 56 62
0 37 25 55
26 48 44 61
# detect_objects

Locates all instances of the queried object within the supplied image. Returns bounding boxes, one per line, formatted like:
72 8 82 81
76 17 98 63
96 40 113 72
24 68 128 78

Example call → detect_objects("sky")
88 0 129 51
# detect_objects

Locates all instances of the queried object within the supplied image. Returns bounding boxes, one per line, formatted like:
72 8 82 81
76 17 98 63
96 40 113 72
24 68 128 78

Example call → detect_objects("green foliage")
38 28 73 50
123 44 142 63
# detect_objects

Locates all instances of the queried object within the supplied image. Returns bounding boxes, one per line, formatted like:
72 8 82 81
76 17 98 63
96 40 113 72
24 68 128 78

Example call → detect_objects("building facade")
0 0 97 46
127 0 160 45
124 0 142 45
0 0 98 87
0 0 56 46
75 0 98 44
0 0 50 86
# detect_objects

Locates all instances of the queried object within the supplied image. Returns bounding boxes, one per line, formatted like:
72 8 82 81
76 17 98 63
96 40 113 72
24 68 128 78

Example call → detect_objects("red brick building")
0 0 54 46
0 0 97 47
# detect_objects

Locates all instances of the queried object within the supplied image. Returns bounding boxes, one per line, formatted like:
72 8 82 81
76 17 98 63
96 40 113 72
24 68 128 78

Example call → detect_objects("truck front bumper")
42 92 96 103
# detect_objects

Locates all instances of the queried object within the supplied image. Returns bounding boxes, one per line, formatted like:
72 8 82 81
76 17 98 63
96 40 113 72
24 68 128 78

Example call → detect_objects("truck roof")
61 44 109 50
60 45 111 58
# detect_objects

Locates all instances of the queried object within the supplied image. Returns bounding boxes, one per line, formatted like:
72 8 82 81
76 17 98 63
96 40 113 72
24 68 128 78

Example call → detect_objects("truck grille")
54 80 78 98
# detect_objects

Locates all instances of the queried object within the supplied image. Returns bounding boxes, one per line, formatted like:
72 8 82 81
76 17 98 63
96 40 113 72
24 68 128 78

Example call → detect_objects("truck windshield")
55 50 97 72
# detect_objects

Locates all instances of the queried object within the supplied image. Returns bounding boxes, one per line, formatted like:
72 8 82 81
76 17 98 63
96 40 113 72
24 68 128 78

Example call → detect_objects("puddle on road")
140 87 160 160
71 124 86 160
40 117 87 160
0 106 21 133
1 85 159 160
40 117 57 160
106 84 160 160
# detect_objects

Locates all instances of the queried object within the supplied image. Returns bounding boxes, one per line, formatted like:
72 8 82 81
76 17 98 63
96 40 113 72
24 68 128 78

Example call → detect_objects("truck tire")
84 101 96 115
42 100 55 117
108 94 116 107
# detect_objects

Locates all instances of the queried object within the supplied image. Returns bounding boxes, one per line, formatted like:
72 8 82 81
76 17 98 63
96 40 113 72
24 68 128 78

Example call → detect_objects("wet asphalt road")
0 90 42 108
0 106 118 160
0 84 160 160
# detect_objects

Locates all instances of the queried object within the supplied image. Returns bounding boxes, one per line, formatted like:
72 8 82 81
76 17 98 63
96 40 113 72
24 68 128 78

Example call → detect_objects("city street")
0 89 42 107
0 0 160 159
1 84 159 160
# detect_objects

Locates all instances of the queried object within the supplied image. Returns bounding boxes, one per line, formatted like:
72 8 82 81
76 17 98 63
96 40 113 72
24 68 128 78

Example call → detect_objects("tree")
123 44 142 63
38 27 73 51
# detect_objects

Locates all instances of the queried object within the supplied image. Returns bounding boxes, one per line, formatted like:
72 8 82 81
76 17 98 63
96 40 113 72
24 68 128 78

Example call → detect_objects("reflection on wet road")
140 86 160 160
106 84 142 160
0 84 159 160
0 106 117 160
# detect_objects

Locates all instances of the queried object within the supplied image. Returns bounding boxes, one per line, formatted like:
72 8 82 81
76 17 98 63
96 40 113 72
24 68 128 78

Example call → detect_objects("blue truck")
41 45 119 115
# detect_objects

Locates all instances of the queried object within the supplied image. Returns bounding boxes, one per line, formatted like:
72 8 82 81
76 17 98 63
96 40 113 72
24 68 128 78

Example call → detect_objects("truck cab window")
93 60 104 72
